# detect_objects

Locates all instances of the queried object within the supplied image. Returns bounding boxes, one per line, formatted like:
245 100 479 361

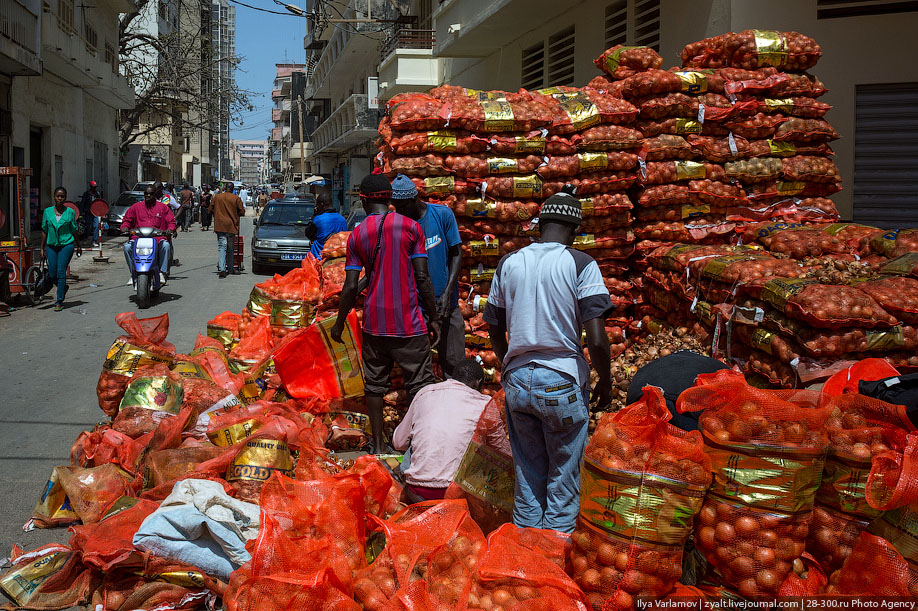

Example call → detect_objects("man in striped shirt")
331 172 440 453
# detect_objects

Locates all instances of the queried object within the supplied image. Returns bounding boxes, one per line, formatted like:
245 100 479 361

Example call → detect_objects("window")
633 0 660 50
605 0 627 47
84 23 98 54
57 0 74 32
818 0 918 19
521 42 545 90
104 43 117 73
547 26 575 87
603 0 660 51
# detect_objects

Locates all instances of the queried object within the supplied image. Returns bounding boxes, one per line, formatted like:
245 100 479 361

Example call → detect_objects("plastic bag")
207 311 241 350
594 44 663 79
54 463 134 524
97 312 175 417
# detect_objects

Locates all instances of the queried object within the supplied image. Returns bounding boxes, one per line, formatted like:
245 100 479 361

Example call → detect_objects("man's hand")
436 294 451 321
591 379 612 410
329 321 345 344
428 320 441 347
39 249 46 261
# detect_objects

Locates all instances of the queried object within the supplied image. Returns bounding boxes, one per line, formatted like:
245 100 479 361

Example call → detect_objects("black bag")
859 374 918 427
33 259 53 298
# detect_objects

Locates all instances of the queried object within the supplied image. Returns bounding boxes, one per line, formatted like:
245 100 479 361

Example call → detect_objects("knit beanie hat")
390 173 418 200
360 173 392 200
538 192 582 226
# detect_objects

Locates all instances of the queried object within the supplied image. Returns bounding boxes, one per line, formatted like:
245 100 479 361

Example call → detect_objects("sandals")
54 303 63 312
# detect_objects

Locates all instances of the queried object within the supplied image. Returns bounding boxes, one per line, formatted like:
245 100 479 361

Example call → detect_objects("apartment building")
0 0 133 240
212 0 235 179
231 139 266 185
269 63 306 184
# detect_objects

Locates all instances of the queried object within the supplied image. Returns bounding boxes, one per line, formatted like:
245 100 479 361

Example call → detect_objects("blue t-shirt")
417 202 462 307
310 210 348 258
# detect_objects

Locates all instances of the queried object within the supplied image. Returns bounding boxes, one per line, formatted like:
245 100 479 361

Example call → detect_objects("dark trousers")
200 207 212 229
178 207 192 231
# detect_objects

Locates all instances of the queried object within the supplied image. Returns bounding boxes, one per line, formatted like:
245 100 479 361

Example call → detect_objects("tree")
118 0 254 151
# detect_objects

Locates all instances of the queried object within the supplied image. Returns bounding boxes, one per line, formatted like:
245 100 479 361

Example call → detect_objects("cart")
234 234 245 271
0 167 41 305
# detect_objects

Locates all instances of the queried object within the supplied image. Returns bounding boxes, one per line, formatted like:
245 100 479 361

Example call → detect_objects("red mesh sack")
805 505 870 576
687 135 752 163
755 96 831 118
777 552 827 596
380 127 487 156
822 357 900 396
444 392 513 535
646 244 740 273
690 251 802 285
773 117 839 143
97 312 175 417
640 134 696 161
0 544 98 610
428 85 529 102
856 276 918 325
725 157 783 182
68 498 159 572
677 371 832 598
70 427 145 473
385 152 450 177
112 363 184 438
387 93 446 131
322 231 350 259
723 113 785 139
827 525 918 597
637 117 724 138
640 161 725 185
145 445 226 489
757 309 918 357
578 125 644 151
444 96 552 132
446 153 544 178
570 387 711 609
781 156 841 183
749 222 846 258
869 228 918 258
484 131 549 155
537 152 637 179
207 311 241 350
689 179 748 206
618 69 720 100
412 175 480 198
93 561 215 611
447 196 540 221
746 178 843 201
681 30 821 72
633 218 736 242
594 44 663 79
55 463 134 524
756 279 898 329
228 315 274 370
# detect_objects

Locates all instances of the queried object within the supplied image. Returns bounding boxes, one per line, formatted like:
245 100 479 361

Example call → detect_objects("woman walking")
40 187 81 311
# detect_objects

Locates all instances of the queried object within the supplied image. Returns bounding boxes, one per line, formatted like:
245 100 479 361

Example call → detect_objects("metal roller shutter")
853 83 918 228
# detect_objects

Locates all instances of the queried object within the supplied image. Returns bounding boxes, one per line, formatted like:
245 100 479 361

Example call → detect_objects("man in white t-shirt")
483 191 614 533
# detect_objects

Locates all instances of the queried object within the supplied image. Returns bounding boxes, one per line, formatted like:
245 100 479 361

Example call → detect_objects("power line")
225 0 300 16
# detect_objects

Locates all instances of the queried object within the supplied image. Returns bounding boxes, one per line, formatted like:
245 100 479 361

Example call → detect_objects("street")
0 217 260 555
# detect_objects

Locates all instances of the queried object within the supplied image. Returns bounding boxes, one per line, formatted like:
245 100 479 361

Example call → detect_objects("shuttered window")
817 0 918 19
521 42 545 90
853 83 918 228
547 26 576 87
633 0 660 50
605 0 627 48
603 0 659 51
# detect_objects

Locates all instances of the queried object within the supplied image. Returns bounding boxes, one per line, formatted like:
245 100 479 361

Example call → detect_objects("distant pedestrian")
41 187 82 311
209 182 245 278
200 185 213 231
79 180 102 247
178 184 194 232
306 193 347 259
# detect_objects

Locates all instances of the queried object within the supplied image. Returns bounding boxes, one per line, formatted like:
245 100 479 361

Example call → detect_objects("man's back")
210 192 243 233
180 189 194 206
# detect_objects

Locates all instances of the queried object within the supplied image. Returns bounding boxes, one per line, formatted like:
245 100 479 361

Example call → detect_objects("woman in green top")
40 187 82 311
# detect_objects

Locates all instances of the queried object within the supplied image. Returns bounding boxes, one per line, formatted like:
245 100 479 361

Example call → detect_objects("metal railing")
0 0 38 55
380 27 435 61
312 93 378 154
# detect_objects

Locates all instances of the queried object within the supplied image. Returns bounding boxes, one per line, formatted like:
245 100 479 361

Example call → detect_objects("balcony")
272 108 282 121
312 93 378 156
271 127 282 141
271 89 283 99
434 0 572 57
287 141 313 160
378 28 438 100
0 0 40 75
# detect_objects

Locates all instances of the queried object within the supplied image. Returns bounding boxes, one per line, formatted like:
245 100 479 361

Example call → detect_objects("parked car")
347 207 367 230
250 196 316 274
106 191 145 234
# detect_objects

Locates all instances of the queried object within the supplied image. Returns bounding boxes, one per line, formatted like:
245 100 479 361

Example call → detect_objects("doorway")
29 128 41 232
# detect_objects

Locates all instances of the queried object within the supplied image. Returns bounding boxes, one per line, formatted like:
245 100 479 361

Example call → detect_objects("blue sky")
229 1 307 142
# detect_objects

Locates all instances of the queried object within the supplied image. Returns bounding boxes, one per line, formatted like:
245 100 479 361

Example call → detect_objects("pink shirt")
121 201 177 232
392 380 491 488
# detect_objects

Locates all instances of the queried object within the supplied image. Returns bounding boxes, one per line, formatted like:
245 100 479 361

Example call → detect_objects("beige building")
269 63 306 184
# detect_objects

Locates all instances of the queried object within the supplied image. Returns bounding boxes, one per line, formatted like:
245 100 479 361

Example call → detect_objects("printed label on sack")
119 375 183 415
701 253 766 282
270 299 316 329
869 229 900 258
578 152 609 173
753 29 787 68
704 437 826 512
208 418 260 447
674 118 703 134
766 139 796 157
0 548 72 606
139 570 207 588
325 410 372 434
870 505 918 566
471 267 496 282
424 176 455 195
465 333 491 349
579 198 595 217
102 339 172 377
466 198 496 218
748 328 778 355
512 175 542 198
602 45 644 74
776 180 805 195
761 278 816 310
554 92 601 131
756 221 805 239
480 100 515 132
675 160 706 180
246 286 272 318
32 468 78 525
866 326 906 351
226 438 294 482
468 240 500 257
487 157 519 174
454 439 515 513
472 295 488 312
512 135 546 154
695 301 716 326
169 360 212 381
580 459 708 546
881 252 918 276
682 204 710 219
821 222 878 237
816 457 880 519
206 324 237 350
764 98 794 113
673 70 711 94
236 358 275 405
427 131 458 152
315 316 365 399
573 234 597 250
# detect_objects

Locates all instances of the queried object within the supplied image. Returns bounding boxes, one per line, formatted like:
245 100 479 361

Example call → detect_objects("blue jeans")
503 363 589 533
123 239 172 277
216 232 234 272
45 242 75 304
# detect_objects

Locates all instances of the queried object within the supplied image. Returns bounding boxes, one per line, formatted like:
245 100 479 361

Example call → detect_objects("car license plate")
280 253 306 261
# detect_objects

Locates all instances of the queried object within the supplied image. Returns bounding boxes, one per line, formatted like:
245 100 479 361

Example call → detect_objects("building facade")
231 139 266 185
212 0 235 180
0 0 133 242
269 63 306 186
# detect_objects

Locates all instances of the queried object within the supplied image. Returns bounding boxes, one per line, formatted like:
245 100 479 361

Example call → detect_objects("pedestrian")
626 350 731 432
41 187 82 311
256 191 268 216
392 359 493 502
200 185 212 231
305 193 347 259
483 190 614 533
208 181 245 278
330 173 440 454
239 185 249 208
79 180 102 247
178 184 194 232
389 173 464 378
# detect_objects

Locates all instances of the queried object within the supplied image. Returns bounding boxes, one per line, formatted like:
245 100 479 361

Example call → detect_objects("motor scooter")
129 227 170 308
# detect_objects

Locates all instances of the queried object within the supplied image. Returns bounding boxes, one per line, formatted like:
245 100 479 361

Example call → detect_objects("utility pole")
297 95 306 187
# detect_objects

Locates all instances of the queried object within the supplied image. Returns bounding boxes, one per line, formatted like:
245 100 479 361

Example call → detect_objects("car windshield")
115 193 143 208
260 203 314 226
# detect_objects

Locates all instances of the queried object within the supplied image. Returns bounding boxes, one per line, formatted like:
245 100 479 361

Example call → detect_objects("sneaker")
127 277 134 286
91 242 100 247
160 272 168 285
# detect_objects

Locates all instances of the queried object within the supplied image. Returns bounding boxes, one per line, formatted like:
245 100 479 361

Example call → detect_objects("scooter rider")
121 184 176 284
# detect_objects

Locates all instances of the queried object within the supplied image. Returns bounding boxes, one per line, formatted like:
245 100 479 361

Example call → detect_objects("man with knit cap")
331 172 440 454
483 189 614 533
389 173 465 378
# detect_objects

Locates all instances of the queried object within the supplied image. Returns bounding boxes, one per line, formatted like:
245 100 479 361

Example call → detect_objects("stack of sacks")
239 257 322 341
377 83 641 378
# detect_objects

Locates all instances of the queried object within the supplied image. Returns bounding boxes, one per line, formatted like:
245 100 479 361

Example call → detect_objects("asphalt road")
0 215 266 559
